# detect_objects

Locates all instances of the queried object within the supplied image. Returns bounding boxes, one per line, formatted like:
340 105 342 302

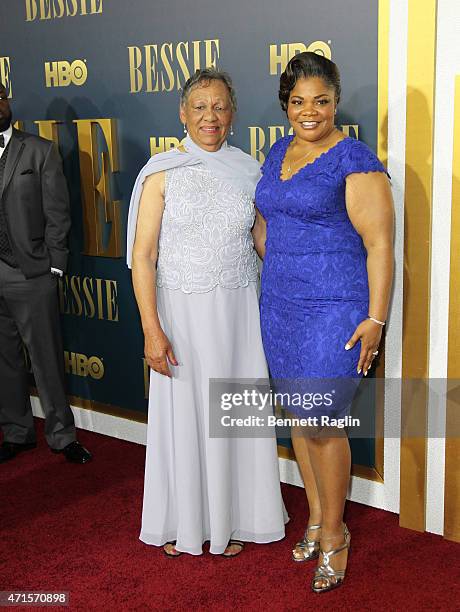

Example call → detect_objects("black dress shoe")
0 441 37 463
51 441 92 464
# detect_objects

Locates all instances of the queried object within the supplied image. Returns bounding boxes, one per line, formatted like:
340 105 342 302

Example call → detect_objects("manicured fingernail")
364 371 368 377
345 344 351 350
357 368 361 374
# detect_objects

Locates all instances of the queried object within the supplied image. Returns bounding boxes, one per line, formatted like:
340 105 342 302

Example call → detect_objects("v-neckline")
278 136 350 182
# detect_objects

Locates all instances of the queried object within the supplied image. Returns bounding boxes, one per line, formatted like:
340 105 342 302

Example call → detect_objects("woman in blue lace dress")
253 53 394 593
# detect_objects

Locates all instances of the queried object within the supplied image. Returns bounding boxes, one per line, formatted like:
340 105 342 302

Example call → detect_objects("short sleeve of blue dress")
341 138 388 179
256 136 388 419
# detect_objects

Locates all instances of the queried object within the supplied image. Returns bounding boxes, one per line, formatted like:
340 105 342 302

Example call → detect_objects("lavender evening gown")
140 164 287 555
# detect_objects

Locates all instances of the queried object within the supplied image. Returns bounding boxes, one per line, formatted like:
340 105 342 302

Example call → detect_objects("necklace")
285 148 316 175
284 130 340 176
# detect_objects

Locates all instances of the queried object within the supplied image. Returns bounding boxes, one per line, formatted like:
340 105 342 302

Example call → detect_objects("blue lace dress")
255 136 387 419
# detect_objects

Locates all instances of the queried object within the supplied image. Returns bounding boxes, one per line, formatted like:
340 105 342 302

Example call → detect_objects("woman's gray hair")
180 68 237 112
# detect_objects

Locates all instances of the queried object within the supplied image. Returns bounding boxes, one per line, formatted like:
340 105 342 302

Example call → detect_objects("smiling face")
0 84 12 132
179 79 233 152
286 76 336 145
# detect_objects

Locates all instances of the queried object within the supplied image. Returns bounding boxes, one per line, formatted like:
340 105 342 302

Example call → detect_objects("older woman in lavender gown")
127 68 287 557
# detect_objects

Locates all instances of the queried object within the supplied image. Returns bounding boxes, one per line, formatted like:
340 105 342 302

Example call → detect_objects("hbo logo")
45 60 87 88
64 351 104 379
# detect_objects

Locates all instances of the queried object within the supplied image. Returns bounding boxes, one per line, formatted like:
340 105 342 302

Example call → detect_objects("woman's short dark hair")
279 52 341 112
180 68 237 112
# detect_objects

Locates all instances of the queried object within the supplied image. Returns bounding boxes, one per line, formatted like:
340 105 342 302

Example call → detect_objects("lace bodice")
157 164 258 293
256 136 388 305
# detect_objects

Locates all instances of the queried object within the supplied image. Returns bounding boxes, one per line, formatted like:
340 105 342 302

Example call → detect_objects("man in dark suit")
0 83 91 464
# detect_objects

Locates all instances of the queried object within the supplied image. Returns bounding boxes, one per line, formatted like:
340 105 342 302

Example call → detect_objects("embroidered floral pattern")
157 164 258 293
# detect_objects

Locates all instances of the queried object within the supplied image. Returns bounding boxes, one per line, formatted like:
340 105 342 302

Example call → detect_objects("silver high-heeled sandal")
292 524 321 562
311 524 351 593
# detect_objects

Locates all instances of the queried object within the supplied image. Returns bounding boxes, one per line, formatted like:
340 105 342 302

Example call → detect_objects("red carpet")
1 419 459 611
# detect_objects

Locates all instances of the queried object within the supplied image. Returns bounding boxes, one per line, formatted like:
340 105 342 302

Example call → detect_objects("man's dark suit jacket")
0 128 70 278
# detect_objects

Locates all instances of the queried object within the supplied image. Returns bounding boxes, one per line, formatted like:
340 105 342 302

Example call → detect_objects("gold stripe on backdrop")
400 0 437 532
444 75 460 543
30 389 148 423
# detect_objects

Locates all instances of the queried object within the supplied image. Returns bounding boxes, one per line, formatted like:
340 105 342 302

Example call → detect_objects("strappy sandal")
311 524 351 593
163 541 183 557
221 539 245 558
292 523 321 562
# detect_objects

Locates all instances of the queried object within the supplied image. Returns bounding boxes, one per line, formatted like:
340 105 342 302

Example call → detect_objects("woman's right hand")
144 329 178 378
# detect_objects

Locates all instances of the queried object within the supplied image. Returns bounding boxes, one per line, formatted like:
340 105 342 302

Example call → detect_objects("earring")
230 125 234 136
334 108 337 115
183 123 187 133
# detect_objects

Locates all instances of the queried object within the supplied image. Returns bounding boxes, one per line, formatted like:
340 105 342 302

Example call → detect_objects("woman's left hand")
345 319 383 375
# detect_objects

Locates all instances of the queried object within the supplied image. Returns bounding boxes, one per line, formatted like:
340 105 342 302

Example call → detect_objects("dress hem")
139 524 288 556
